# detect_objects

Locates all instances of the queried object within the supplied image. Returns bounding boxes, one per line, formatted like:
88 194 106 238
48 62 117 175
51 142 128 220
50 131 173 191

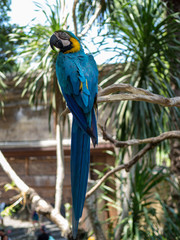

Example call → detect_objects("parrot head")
50 30 81 53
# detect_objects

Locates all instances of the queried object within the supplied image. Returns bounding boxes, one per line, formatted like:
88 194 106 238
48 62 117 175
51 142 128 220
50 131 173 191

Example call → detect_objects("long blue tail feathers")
71 119 91 239
72 210 79 239
70 104 98 239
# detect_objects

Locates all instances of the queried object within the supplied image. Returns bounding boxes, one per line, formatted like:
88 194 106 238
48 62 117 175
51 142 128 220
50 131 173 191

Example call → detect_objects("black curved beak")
50 34 63 51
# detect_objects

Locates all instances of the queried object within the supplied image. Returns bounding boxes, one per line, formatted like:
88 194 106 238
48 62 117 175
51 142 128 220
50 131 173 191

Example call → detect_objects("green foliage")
120 162 168 239
0 0 10 112
0 0 11 23
97 2 180 237
76 0 115 33
1 182 23 217
11 25 57 106
157 194 180 240
0 0 19 73
64 203 72 223
0 0 23 113
100 0 180 141
93 158 180 239
1 198 23 217
9 0 66 119
0 24 17 73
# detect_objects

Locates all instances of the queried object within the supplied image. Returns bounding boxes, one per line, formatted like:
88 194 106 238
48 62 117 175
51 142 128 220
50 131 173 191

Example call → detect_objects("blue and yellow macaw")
50 30 98 239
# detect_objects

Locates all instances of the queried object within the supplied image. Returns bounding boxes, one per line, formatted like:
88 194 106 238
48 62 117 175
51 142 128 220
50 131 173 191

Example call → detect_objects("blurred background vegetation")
0 0 180 239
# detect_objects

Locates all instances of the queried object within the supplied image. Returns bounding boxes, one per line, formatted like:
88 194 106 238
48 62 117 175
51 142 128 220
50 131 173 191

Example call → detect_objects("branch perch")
98 84 180 107
98 83 155 97
60 83 180 117
99 125 180 147
86 143 153 199
0 151 70 237
86 130 180 198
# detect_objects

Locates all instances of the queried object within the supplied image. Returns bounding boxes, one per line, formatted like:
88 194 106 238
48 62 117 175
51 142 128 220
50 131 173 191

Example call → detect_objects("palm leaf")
98 0 180 144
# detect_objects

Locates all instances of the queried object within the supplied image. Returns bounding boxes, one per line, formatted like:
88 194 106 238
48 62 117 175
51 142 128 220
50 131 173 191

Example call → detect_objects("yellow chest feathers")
64 37 81 54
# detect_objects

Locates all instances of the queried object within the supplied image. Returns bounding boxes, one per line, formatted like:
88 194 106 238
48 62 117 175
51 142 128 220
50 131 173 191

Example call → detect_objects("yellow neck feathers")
64 37 81 54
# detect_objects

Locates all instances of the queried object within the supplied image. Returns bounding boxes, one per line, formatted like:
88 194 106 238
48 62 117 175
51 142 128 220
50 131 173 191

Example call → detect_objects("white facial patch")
61 39 71 47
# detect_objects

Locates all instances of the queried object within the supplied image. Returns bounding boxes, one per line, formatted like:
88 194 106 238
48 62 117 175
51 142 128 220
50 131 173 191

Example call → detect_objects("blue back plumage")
56 50 98 112
55 36 98 239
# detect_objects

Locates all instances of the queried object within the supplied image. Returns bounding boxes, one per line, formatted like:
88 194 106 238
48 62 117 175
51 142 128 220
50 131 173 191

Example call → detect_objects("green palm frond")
9 0 66 113
77 0 115 29
120 161 169 239
99 0 180 141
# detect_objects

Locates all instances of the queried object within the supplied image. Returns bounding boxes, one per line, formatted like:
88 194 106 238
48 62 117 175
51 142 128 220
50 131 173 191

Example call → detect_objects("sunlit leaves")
9 1 63 109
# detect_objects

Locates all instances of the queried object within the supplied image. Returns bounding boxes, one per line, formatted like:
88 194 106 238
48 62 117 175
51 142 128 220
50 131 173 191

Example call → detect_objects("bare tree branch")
0 151 29 193
60 107 70 117
86 130 180 198
98 83 155 97
86 144 153 199
0 151 70 237
55 116 65 212
72 0 79 36
98 93 180 107
97 84 180 107
85 182 107 240
78 4 102 38
99 125 180 147
60 83 180 117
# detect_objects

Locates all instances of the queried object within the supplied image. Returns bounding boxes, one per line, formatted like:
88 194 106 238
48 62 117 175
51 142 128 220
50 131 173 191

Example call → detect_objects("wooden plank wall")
0 143 115 206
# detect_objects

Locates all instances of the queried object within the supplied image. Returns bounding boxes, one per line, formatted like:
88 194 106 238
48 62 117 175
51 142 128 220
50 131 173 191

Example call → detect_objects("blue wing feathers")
62 91 97 144
91 108 98 147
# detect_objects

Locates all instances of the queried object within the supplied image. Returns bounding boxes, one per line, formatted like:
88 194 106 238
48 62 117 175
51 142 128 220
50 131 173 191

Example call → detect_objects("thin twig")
86 143 153 199
60 107 70 118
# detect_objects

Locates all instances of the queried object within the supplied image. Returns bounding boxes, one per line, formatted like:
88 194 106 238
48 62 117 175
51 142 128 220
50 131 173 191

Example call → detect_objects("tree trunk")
85 181 106 240
54 79 65 213
167 0 180 176
0 151 70 237
166 0 180 220
114 149 133 240
55 110 65 213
